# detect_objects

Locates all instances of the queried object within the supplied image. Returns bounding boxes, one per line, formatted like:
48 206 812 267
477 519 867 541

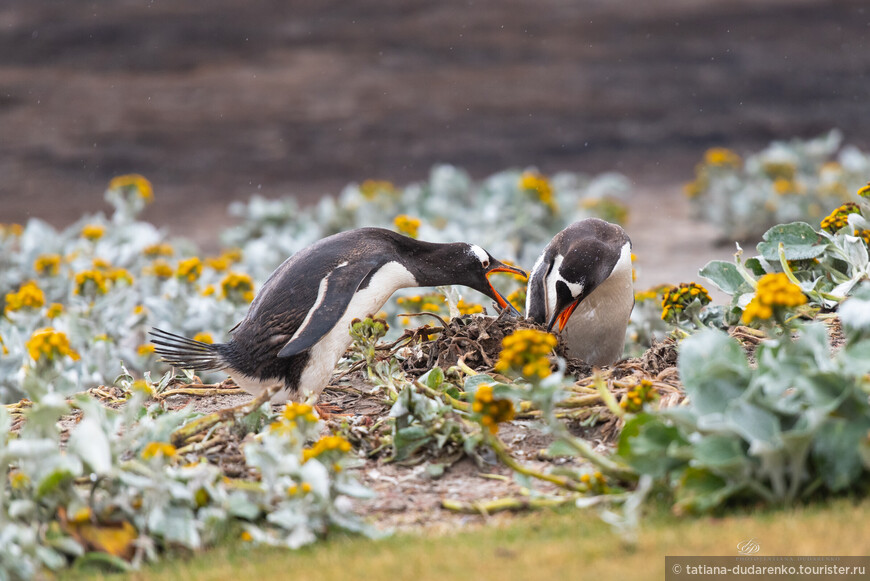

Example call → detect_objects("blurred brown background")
1 0 868 268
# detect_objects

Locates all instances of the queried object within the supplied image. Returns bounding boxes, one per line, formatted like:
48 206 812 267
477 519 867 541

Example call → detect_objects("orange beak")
547 298 581 332
485 263 528 315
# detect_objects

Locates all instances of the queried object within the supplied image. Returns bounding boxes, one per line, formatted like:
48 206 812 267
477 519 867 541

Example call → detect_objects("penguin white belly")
297 261 417 401
562 249 633 366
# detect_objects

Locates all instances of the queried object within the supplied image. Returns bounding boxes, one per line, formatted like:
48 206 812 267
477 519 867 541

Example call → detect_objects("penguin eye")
481 258 490 269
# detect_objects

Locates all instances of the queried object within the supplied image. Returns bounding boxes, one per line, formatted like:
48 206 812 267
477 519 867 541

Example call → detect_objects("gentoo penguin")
150 227 525 403
525 218 633 366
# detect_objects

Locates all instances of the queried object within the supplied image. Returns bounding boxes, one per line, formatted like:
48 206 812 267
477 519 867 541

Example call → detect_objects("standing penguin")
151 227 525 403
525 218 633 366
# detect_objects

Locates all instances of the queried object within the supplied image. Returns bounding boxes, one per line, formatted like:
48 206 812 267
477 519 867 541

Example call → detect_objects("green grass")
67 497 870 581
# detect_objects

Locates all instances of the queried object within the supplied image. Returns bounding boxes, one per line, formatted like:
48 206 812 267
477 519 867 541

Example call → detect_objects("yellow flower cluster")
857 182 870 198
176 257 203 283
205 248 242 272
26 327 80 362
359 179 397 200
393 214 421 238
140 441 177 460
519 171 557 211
302 435 352 463
109 173 154 202
457 299 483 315
704 147 741 168
580 197 629 225
81 224 105 241
820 202 860 233
471 384 515 434
742 273 807 324
4 281 45 314
661 282 712 322
619 379 658 413
137 344 156 357
143 259 174 278
221 272 255 303
772 177 802 196
74 269 109 295
34 254 61 276
854 229 870 245
45 303 64 319
506 289 526 313
579 471 607 493
192 332 213 344
143 243 174 257
396 293 446 323
0 223 23 238
494 328 557 380
287 482 313 496
270 402 319 435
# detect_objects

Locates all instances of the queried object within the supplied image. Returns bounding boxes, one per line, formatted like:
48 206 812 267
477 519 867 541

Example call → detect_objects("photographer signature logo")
737 538 761 555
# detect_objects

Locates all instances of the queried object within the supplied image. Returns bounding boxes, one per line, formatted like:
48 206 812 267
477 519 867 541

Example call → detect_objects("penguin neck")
402 241 471 288
561 244 634 366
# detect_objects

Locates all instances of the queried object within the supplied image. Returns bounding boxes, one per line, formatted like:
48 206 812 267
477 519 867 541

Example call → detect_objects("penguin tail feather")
149 328 224 372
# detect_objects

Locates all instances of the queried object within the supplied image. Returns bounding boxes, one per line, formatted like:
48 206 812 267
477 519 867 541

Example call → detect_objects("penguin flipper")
276 260 379 358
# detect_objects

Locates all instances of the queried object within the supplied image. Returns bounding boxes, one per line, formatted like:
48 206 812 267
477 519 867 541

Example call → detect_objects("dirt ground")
2 0 869 291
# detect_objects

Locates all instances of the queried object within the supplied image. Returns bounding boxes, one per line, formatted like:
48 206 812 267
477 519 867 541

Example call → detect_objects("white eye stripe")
469 244 489 266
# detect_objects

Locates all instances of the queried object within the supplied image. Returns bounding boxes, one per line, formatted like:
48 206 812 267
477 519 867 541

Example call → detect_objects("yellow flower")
137 344 156 357
109 268 134 285
581 197 629 225
133 304 146 316
394 214 421 238
201 285 216 297
143 243 174 257
302 435 352 463
0 223 24 238
26 327 80 362
857 182 870 199
854 229 870 245
457 299 484 315
109 173 154 202
772 177 800 196
240 531 253 542
45 303 64 319
519 171 557 211
221 272 255 303
660 282 711 322
820 202 860 233
472 384 515 434
81 224 105 241
34 254 62 276
4 281 45 314
143 259 173 279
618 379 658 413
74 269 109 295
192 332 213 344
494 328 557 380
506 289 526 313
176 257 203 283
742 273 807 325
762 161 796 181
140 442 177 460
704 147 741 168
9 470 30 490
92 257 112 270
359 179 397 200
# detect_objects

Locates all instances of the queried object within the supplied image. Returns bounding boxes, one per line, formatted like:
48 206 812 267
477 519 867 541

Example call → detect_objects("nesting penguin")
525 218 633 366
151 227 525 403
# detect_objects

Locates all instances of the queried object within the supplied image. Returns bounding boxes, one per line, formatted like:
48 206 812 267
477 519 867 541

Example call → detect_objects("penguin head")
445 243 527 315
543 221 632 332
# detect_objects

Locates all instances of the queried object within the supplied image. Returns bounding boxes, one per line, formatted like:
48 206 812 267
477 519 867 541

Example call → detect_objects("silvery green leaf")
8 499 37 519
726 400 782 455
842 235 869 271
678 330 750 416
700 260 753 295
812 417 870 492
757 222 827 261
67 416 112 474
226 491 261 520
299 460 330 498
839 284 870 333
